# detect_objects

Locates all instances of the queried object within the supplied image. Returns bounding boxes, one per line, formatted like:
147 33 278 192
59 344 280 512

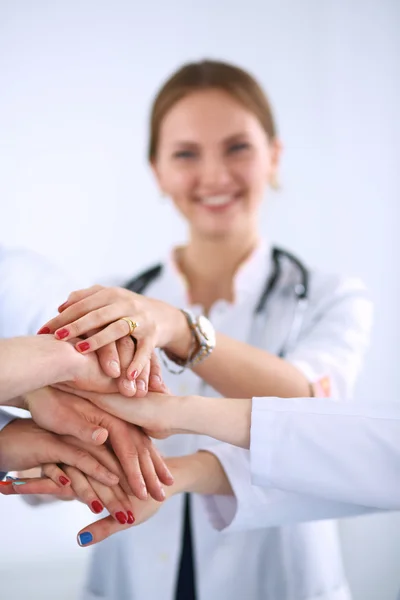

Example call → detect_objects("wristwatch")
162 309 216 373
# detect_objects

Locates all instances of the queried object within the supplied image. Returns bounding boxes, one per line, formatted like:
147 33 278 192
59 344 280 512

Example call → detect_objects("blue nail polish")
6 476 17 481
78 532 93 546
12 481 27 486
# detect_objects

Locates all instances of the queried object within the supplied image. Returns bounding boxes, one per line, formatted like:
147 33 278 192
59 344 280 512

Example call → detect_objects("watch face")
198 315 216 346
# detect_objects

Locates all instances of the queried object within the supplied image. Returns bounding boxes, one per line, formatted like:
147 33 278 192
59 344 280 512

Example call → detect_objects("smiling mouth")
196 194 240 210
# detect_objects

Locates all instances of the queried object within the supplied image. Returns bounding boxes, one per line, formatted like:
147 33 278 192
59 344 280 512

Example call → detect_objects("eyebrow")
171 132 249 148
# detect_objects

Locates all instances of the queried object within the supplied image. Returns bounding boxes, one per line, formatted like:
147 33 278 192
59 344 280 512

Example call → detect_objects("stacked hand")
1 284 193 545
38 284 192 394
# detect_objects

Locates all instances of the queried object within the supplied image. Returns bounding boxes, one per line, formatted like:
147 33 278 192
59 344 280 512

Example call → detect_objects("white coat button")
159 553 170 563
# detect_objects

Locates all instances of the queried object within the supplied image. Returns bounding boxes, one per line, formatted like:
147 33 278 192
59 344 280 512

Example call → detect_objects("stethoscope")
125 246 310 359
251 246 310 357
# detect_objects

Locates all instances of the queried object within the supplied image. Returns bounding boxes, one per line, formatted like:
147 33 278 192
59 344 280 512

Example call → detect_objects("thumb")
55 407 109 446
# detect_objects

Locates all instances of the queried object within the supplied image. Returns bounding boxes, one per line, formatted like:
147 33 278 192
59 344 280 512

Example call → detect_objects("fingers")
127 337 155 382
135 359 150 398
89 476 134 525
58 466 105 515
53 438 120 487
149 445 174 487
8 477 75 498
58 285 104 313
72 313 134 352
97 342 121 378
50 404 109 447
148 352 166 392
108 421 169 501
107 422 148 500
61 433 134 497
116 336 137 397
77 514 133 547
40 463 72 488
137 442 167 502
39 290 115 337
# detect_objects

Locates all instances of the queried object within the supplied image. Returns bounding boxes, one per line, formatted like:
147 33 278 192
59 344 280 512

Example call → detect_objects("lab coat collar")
162 239 272 309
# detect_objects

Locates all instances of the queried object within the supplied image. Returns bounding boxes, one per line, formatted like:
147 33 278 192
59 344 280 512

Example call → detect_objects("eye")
173 150 197 159
227 142 251 154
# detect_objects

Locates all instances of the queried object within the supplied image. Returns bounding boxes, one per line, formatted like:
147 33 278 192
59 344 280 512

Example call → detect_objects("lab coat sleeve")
285 275 373 399
251 396 400 510
0 246 79 337
201 441 377 533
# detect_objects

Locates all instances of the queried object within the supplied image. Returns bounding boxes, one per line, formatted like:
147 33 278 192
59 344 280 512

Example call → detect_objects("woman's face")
152 89 281 241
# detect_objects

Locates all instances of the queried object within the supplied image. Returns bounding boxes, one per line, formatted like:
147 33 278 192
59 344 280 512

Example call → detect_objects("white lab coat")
249 397 400 519
84 242 373 600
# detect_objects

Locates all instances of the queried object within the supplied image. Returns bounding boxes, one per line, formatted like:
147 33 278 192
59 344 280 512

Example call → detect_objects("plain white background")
0 1 399 598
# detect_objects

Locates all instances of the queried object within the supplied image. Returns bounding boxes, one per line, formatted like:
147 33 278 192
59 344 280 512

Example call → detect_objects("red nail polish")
115 511 127 525
56 328 69 340
37 326 51 335
130 370 138 380
91 501 103 514
77 341 90 352
127 511 135 525
59 476 69 486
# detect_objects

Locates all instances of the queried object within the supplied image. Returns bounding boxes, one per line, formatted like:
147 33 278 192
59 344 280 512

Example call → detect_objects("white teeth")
200 195 232 206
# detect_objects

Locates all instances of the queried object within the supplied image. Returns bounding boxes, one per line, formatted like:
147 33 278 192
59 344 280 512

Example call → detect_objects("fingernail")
136 379 146 392
150 375 162 384
122 379 136 392
6 476 17 481
109 360 121 377
55 328 69 340
77 341 90 352
0 481 13 486
92 428 108 443
12 481 27 486
160 488 166 500
127 511 135 525
59 476 70 486
166 470 174 483
37 326 51 335
115 511 127 525
130 369 138 380
78 532 93 546
91 500 103 514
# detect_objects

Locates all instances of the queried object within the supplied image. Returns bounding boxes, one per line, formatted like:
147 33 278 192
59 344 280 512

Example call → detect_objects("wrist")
162 308 193 359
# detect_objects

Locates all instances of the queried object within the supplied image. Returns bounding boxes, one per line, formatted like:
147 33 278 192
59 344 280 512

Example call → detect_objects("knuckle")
73 448 91 467
118 336 134 352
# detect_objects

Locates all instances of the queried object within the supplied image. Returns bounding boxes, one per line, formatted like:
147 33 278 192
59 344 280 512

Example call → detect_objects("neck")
176 229 260 309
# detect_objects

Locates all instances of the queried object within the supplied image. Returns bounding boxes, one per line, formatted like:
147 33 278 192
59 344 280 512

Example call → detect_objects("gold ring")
121 317 139 336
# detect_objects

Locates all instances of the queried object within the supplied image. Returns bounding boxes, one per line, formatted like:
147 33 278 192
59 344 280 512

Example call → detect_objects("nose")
198 154 231 191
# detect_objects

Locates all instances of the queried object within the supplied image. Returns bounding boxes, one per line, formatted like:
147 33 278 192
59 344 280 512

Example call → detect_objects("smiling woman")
149 61 281 249
35 59 372 600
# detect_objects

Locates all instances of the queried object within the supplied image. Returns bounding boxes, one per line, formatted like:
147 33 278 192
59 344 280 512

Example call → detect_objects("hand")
9 471 164 546
38 285 191 382
66 337 166 399
6 438 138 525
0 419 119 486
61 388 187 440
26 387 174 500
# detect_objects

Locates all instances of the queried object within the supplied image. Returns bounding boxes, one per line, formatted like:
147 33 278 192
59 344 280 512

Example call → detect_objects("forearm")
166 324 310 398
0 336 78 404
178 395 252 449
165 451 233 498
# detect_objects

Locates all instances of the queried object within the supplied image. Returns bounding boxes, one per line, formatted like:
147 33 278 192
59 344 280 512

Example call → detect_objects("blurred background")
0 0 399 598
